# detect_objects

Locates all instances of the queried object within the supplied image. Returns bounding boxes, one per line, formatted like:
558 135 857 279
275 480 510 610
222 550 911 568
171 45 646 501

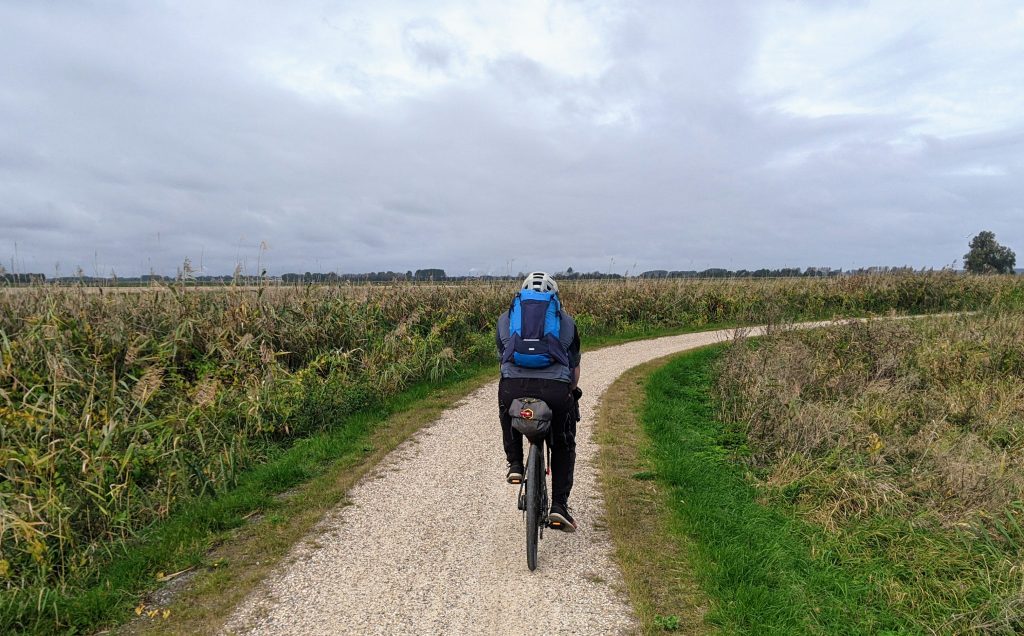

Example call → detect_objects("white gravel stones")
222 325 789 636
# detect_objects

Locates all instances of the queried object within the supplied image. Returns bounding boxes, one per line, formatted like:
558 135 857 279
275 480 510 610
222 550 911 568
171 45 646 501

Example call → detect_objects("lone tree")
964 231 1016 274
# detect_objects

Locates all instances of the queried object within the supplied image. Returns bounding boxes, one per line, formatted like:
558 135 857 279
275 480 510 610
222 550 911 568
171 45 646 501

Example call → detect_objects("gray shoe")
506 462 524 484
548 502 576 532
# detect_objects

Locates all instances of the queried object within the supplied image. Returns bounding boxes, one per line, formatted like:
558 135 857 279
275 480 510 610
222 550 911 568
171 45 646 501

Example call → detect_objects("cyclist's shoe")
547 502 577 532
506 462 524 484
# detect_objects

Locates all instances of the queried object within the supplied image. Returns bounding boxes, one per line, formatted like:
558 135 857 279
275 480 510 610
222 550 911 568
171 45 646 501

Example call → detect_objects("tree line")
2 231 1016 284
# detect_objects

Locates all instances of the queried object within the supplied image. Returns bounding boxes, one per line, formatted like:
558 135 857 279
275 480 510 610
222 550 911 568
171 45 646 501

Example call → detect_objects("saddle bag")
509 397 552 443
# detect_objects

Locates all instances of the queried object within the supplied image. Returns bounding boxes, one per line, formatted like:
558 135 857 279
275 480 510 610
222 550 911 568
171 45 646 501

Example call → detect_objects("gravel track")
223 323 832 635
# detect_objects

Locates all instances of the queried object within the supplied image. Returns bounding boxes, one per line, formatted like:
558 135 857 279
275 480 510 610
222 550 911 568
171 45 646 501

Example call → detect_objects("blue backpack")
501 290 571 369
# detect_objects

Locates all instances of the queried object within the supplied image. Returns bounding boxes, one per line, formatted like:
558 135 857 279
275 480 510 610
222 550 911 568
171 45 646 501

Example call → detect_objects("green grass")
711 312 1024 634
639 339 1024 634
597 355 709 635
640 347 906 635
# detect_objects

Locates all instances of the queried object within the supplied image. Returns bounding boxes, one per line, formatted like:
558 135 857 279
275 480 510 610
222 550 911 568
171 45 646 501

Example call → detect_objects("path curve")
223 322 831 635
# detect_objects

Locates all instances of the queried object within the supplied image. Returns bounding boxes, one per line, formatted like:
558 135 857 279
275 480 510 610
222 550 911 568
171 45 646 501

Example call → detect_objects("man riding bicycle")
496 272 581 531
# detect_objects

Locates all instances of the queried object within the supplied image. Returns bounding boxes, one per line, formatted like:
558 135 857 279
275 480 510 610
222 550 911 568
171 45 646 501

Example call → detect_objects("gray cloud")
0 1 1022 277
403 19 463 72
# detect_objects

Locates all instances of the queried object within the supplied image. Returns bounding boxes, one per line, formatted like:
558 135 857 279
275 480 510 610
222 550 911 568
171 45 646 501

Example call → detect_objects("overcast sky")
2 1 1022 276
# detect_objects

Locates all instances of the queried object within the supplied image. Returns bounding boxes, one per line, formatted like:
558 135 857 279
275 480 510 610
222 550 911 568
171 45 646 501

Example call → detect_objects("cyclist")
496 271 581 532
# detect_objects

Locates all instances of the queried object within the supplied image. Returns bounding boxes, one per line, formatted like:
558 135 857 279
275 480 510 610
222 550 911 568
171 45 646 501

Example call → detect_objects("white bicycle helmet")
521 271 558 294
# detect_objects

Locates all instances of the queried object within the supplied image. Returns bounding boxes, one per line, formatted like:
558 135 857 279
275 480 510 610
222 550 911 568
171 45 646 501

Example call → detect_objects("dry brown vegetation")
716 310 1024 632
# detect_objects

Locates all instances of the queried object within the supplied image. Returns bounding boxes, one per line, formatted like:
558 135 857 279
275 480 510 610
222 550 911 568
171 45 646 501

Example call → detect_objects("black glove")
571 387 582 422
572 387 583 402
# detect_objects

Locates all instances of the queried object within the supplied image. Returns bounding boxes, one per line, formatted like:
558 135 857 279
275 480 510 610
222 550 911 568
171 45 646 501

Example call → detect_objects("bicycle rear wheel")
525 443 542 571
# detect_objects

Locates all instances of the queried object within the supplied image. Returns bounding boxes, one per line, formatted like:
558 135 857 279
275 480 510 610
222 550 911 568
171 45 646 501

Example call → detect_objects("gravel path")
223 323 831 635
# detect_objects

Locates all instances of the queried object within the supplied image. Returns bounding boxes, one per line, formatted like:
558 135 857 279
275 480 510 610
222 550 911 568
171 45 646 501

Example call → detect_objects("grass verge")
596 354 710 635
607 346 911 635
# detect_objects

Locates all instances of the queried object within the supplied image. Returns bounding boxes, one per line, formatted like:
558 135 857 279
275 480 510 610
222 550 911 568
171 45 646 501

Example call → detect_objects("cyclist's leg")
497 377 526 466
549 412 576 507
539 382 576 507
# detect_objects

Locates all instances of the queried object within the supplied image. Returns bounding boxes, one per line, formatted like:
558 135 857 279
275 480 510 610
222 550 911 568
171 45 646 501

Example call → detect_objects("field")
711 311 1024 633
1 273 1023 632
605 310 1024 634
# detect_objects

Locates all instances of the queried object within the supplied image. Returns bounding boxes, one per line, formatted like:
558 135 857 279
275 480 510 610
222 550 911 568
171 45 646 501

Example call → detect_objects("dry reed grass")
715 309 1024 632
717 312 1024 524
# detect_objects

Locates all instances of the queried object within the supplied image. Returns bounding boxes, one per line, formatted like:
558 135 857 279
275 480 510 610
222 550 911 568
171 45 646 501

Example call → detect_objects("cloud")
403 19 464 72
0 0 1021 277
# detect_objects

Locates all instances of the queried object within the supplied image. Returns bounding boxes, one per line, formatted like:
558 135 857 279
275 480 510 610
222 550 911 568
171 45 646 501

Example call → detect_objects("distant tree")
413 268 446 281
964 231 1016 274
639 270 669 279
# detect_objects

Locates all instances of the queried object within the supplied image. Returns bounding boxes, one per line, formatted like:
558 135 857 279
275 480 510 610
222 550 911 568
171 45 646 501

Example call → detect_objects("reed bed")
1 273 1021 612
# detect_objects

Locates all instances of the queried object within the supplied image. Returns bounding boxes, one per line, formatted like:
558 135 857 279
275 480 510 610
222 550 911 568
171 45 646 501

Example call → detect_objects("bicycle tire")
525 443 541 571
